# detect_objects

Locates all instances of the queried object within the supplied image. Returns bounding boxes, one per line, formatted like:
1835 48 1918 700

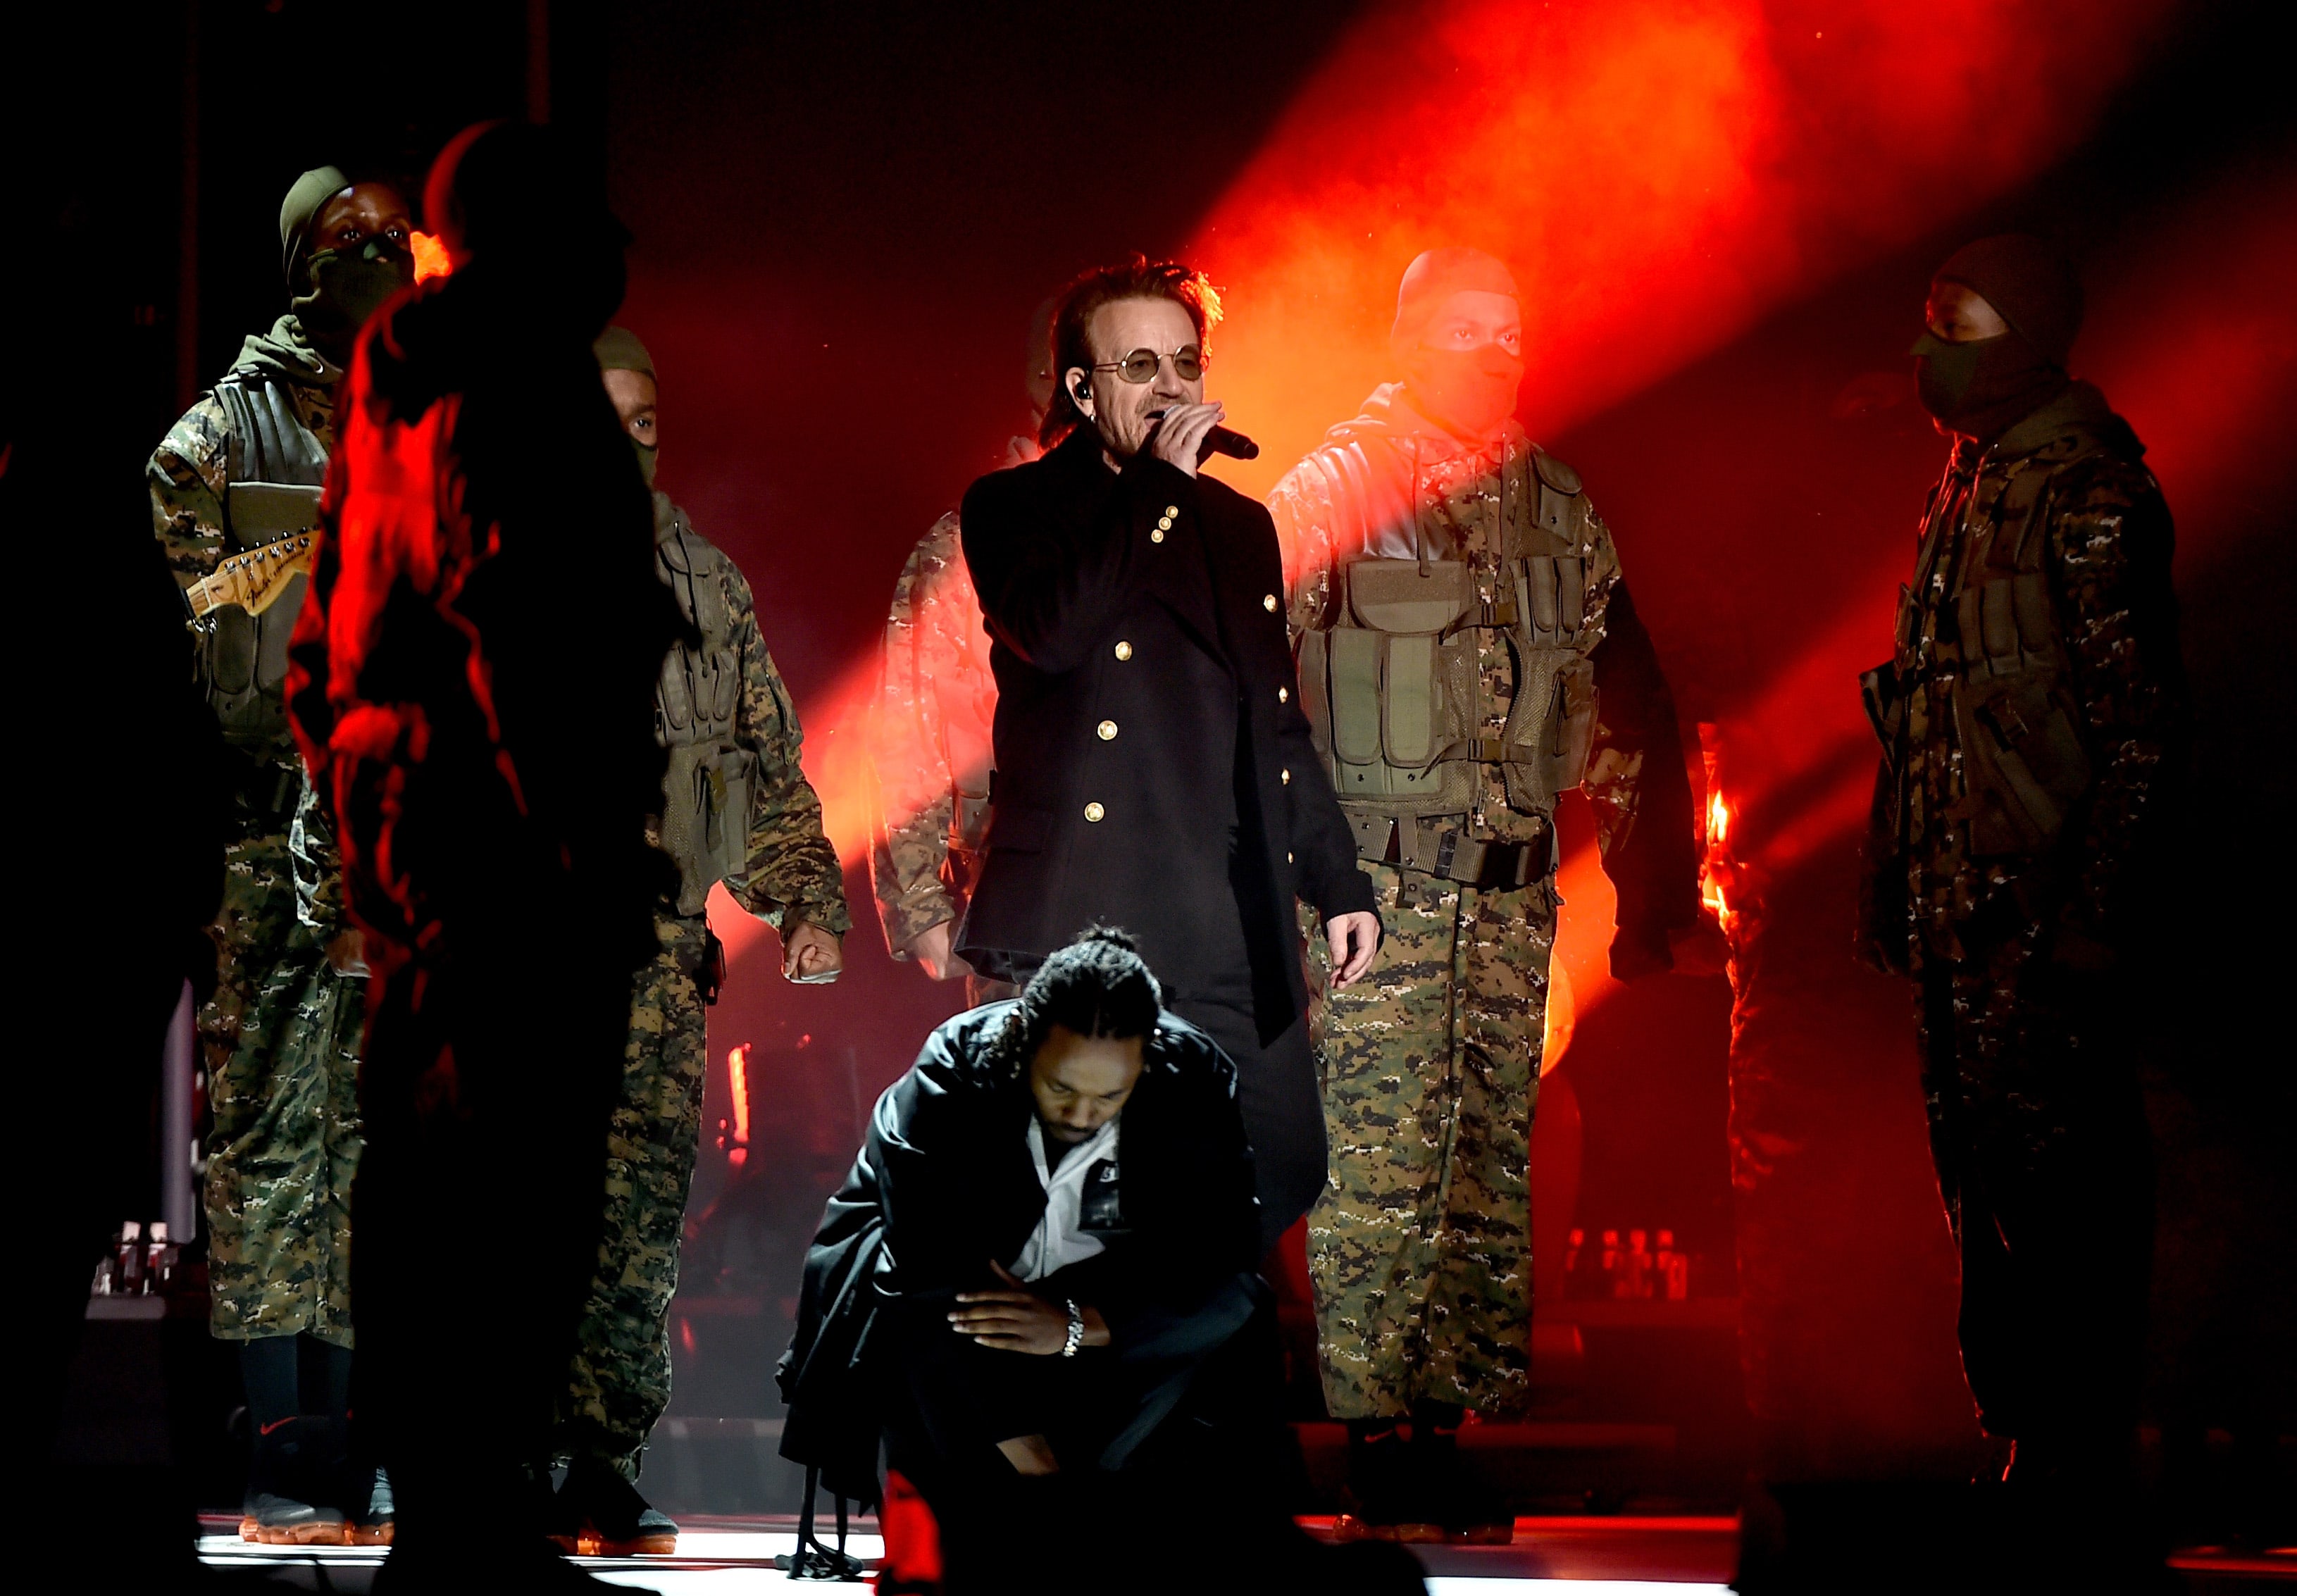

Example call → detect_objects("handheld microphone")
1200 424 1259 462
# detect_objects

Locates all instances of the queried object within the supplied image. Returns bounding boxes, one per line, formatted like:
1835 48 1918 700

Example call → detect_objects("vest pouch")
227 482 323 540
1383 632 1440 768
206 605 259 697
710 746 756 884
1519 555 1586 647
1541 654 1598 796
1347 556 1471 773
1326 628 1383 768
1297 629 1333 763
1977 578 2020 671
657 648 697 732
2010 573 2055 655
202 599 297 747
661 740 754 916
1347 557 1474 637
1952 671 2091 858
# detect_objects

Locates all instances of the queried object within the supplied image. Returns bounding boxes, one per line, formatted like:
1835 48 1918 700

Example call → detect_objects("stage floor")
197 1514 1738 1590
194 1514 2297 1591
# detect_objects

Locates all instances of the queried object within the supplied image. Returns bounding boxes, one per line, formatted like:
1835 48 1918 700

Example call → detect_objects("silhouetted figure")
1862 235 2187 1579
287 121 680 1585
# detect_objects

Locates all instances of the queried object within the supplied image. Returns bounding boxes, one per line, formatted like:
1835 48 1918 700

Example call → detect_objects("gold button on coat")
1281 768 1291 784
1164 505 1179 517
1278 686 1289 703
1084 802 1106 823
1114 640 1133 661
1097 720 1118 740
1150 530 1165 544
1286 852 1295 864
1263 594 1278 612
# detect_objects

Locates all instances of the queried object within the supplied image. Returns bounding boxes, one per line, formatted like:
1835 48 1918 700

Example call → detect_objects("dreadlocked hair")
981 926 1163 1085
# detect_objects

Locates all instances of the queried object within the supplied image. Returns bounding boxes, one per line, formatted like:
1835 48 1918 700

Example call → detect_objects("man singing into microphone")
958 255 1379 1249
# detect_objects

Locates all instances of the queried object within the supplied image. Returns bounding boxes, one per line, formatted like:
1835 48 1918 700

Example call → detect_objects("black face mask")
294 237 413 359
1910 328 2066 441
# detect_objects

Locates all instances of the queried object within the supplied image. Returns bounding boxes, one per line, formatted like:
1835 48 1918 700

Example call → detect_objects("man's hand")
325 929 368 978
1326 910 1380 989
950 1261 1109 1354
1147 401 1225 478
782 921 843 984
910 920 973 984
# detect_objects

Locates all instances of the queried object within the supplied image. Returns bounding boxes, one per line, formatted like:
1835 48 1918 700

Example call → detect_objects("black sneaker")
561 1458 679 1557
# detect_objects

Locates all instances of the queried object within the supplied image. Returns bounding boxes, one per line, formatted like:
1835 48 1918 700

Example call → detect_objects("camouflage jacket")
654 496 850 934
1864 382 2186 973
866 511 997 956
148 342 337 778
1271 385 1702 962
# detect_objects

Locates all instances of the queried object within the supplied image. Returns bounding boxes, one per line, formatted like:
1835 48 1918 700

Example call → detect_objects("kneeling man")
783 928 1264 1562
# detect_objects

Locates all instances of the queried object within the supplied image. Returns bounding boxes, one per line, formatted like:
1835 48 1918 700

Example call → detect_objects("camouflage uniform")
1274 388 1699 1419
866 512 995 960
150 331 365 1345
561 493 850 1476
1862 381 2185 1445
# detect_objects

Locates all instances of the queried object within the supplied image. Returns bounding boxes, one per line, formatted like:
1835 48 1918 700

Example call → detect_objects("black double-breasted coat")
957 428 1375 1042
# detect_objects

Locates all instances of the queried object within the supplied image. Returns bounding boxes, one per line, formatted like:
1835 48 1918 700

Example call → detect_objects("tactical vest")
1297 443 1602 887
654 504 757 917
203 375 327 750
1865 428 2101 859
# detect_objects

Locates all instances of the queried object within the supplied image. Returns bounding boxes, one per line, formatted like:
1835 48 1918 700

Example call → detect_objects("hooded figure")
1860 235 2186 1566
146 163 413 1546
285 120 682 1580
1267 246 1709 1542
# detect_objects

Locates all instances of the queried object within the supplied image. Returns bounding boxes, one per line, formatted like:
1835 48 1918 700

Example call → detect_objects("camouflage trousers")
201 811 366 1347
561 913 711 1476
1302 859 1557 1420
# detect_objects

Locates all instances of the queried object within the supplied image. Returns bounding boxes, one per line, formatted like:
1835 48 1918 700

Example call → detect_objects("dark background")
25 0 2291 1521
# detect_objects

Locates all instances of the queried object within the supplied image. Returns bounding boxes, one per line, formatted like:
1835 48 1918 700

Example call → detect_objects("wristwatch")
1061 1298 1084 1358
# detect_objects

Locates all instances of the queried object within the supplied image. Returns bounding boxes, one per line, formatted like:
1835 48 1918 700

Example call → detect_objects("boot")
559 1457 679 1556
1333 1423 1442 1543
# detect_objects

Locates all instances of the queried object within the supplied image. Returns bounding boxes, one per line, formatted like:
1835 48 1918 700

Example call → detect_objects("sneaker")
245 1416 348 1545
246 1489 348 1545
561 1459 680 1557
347 1465 397 1545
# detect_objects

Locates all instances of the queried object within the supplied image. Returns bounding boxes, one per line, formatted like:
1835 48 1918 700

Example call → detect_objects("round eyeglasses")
1090 346 1205 384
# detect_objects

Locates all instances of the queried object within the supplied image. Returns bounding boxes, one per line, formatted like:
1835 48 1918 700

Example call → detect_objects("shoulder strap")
214 374 328 489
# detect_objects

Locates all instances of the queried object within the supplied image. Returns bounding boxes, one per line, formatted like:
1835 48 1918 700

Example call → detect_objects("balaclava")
281 166 412 366
1391 247 1523 443
1911 233 2082 442
593 325 659 488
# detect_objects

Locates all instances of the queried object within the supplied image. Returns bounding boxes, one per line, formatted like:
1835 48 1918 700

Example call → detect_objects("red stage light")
409 230 452 282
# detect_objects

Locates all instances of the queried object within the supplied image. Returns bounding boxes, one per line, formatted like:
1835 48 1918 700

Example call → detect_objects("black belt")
1355 813 1543 890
